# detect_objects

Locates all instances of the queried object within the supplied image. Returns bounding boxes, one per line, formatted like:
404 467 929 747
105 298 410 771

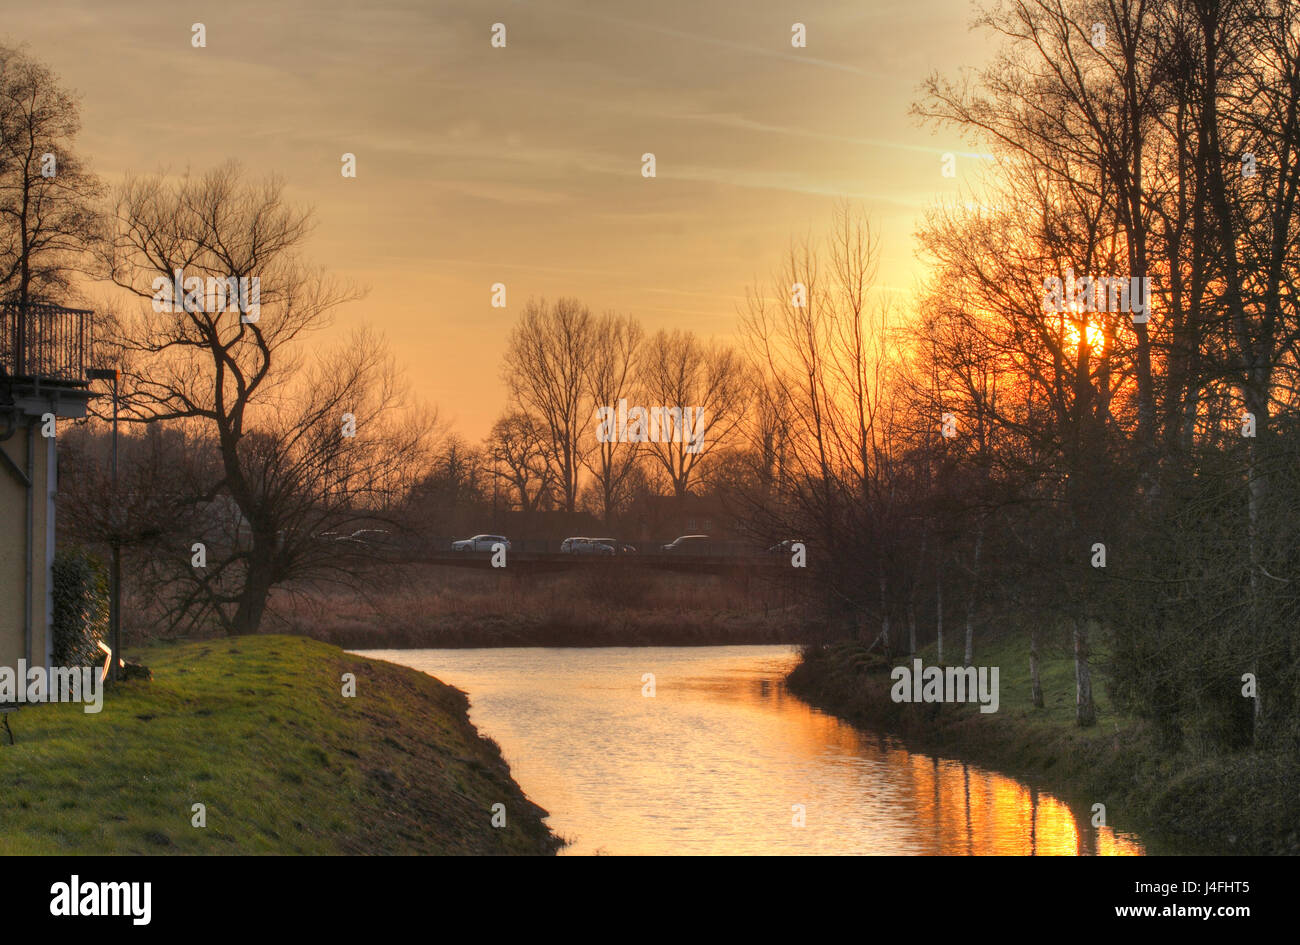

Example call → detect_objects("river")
356 644 1149 855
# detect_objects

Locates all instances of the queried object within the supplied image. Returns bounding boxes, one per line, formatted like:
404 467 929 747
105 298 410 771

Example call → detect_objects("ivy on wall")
51 546 108 667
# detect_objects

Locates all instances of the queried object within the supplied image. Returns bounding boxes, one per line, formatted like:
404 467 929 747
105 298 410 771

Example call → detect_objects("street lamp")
86 367 120 682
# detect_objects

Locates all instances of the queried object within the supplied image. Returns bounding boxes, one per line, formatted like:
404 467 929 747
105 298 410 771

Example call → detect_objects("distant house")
633 492 729 541
0 302 97 672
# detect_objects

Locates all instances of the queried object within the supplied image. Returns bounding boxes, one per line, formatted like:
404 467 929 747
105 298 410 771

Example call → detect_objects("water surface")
357 645 1146 855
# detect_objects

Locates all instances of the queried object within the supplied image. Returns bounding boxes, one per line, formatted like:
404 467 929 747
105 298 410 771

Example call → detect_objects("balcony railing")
0 301 91 385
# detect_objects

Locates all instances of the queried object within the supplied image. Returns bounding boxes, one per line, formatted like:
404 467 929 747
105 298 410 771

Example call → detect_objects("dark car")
452 534 511 552
661 535 711 553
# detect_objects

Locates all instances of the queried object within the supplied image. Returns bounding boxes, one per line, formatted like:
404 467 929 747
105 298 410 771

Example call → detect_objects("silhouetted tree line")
727 0 1300 755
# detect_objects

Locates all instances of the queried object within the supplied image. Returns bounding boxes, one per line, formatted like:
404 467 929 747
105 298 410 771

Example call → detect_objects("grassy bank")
0 635 561 854
787 630 1300 855
258 563 802 648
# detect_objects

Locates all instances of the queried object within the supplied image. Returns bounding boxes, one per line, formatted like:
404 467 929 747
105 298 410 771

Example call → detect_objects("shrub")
51 547 109 667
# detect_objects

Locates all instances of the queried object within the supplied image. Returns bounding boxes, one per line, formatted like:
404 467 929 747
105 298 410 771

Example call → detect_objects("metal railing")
0 301 91 384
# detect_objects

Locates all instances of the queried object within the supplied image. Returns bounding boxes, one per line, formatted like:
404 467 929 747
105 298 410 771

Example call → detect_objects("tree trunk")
879 575 891 654
1244 385 1268 746
910 532 927 659
964 529 981 665
230 534 275 635
1030 626 1044 709
935 562 944 664
1074 618 1097 727
963 606 975 667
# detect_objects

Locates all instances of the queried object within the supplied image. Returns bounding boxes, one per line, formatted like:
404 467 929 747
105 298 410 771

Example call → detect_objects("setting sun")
1064 314 1109 353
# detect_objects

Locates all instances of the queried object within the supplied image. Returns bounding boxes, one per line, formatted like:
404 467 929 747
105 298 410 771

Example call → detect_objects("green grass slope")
0 635 561 855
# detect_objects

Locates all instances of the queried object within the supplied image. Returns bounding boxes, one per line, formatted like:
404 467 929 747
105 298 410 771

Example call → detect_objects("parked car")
452 534 511 552
589 538 635 555
661 535 711 553
561 537 615 555
338 529 391 546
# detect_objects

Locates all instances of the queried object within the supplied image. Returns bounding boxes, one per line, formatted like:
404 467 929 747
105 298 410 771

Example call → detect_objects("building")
0 302 96 672
632 492 731 543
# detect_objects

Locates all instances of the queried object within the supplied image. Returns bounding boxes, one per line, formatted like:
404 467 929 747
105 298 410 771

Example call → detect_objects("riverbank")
260 563 802 648
787 633 1300 855
0 635 561 854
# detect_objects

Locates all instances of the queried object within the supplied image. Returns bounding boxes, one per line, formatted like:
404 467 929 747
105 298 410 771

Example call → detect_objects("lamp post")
87 367 120 682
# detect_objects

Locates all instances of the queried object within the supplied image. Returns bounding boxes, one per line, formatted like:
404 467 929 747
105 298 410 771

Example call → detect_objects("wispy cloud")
577 9 896 81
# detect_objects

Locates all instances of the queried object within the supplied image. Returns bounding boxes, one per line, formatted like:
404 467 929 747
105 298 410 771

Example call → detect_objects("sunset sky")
7 0 993 438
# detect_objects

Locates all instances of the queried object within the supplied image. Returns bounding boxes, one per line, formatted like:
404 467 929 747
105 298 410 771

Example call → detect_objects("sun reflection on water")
360 646 1146 856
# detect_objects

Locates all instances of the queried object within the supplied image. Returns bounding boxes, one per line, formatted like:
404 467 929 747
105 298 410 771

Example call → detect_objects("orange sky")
7 0 993 439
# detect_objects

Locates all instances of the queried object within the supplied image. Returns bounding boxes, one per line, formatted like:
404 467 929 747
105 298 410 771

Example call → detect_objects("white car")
560 537 614 555
452 534 511 552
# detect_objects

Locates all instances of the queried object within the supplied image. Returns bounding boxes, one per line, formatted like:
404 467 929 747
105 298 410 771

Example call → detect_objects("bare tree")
0 44 102 307
583 311 643 524
741 203 899 641
98 162 433 634
501 298 594 512
908 0 1300 733
488 410 552 513
639 328 748 499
